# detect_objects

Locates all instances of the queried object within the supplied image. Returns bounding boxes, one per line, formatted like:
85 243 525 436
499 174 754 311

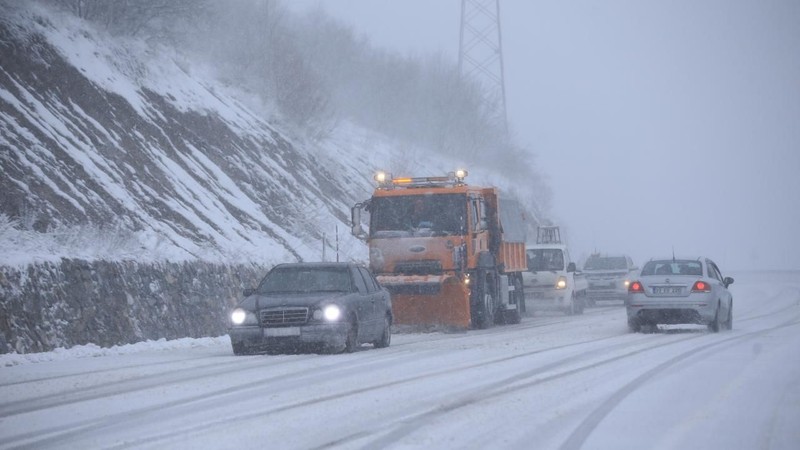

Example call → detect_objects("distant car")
583 254 638 305
522 243 588 315
228 262 392 354
626 257 734 333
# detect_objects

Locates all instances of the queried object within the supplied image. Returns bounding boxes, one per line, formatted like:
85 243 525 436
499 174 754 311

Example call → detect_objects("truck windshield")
369 194 467 238
527 249 564 271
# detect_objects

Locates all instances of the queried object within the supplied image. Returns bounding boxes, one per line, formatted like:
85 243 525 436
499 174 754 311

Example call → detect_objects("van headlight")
555 276 567 290
231 308 256 325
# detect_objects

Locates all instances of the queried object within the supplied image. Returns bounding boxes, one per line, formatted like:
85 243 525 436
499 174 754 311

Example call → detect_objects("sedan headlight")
312 305 344 322
323 305 342 321
231 308 256 325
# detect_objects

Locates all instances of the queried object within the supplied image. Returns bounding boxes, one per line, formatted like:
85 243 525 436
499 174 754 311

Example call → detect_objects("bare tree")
41 0 206 38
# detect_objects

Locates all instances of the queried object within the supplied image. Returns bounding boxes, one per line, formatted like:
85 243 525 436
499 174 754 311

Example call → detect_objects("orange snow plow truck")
351 170 528 329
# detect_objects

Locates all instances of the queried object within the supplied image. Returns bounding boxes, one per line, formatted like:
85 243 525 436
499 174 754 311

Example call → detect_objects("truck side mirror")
351 204 365 239
567 262 577 273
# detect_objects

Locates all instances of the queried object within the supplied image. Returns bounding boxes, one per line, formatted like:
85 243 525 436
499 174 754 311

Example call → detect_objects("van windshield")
527 249 564 271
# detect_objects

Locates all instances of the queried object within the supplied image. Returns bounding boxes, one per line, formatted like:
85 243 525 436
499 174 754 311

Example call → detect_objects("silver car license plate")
264 327 300 337
653 286 682 295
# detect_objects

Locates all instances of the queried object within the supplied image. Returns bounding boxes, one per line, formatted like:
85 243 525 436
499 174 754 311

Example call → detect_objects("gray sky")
290 0 800 271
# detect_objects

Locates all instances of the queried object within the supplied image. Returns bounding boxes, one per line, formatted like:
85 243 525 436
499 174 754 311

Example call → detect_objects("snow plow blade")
378 275 471 329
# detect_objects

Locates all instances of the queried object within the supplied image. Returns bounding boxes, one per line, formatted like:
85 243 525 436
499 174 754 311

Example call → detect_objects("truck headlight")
555 276 567 290
231 308 255 325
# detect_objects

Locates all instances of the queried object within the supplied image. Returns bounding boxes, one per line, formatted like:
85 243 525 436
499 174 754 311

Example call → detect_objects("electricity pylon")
458 0 509 135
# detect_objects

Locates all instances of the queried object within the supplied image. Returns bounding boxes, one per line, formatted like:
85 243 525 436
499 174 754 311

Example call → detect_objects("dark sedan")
228 262 392 354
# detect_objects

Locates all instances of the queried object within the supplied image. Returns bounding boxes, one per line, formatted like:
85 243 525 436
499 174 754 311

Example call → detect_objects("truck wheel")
504 306 521 324
502 276 523 324
472 270 496 329
480 290 495 328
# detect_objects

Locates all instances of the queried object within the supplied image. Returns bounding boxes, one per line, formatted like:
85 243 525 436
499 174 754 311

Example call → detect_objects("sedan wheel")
343 318 358 353
374 316 391 348
231 342 251 356
726 304 733 331
708 307 721 333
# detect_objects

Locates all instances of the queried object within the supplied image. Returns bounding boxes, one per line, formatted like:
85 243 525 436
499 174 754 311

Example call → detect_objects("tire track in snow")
5 332 638 449
559 314 800 450
326 305 800 448
0 354 215 388
0 306 614 419
0 353 320 417
351 332 713 449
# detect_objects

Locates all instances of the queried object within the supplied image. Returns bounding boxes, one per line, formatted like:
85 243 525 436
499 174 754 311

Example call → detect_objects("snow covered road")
1 271 799 449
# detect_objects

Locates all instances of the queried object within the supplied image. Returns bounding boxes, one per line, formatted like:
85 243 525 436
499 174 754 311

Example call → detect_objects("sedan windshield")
257 268 352 294
369 194 467 237
641 260 703 276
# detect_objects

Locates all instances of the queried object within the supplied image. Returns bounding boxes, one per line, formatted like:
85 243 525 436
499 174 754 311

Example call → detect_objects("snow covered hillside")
0 3 473 266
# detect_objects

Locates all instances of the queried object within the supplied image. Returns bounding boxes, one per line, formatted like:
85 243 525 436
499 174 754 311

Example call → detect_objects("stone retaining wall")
0 259 265 354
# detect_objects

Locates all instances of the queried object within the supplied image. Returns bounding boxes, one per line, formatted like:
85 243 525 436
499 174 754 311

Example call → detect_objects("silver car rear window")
641 260 702 276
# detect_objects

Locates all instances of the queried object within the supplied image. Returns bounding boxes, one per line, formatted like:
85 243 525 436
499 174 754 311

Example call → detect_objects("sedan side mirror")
243 288 255 297
723 277 734 288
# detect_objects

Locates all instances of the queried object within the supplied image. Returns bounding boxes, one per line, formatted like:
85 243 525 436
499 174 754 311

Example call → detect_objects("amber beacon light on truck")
373 170 468 190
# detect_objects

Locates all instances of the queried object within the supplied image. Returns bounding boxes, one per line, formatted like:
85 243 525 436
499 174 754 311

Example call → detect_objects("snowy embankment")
0 271 797 449
1 2 469 266
0 335 229 367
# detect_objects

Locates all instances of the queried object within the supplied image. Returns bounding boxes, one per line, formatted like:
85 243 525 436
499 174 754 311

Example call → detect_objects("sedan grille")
260 307 309 327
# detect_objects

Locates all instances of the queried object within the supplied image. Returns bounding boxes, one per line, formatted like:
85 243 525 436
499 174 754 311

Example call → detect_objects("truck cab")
351 170 528 329
521 228 588 315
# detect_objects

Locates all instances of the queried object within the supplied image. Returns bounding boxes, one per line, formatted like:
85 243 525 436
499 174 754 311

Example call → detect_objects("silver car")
583 254 638 305
626 258 734 333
